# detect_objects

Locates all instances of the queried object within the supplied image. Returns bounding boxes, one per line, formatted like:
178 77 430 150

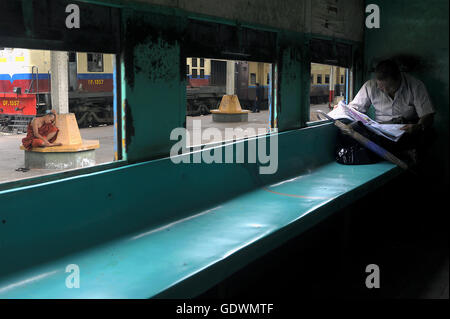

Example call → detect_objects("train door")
210 60 226 86
235 61 249 104
68 52 77 91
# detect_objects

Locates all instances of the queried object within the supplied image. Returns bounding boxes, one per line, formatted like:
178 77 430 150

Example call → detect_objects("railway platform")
0 125 114 184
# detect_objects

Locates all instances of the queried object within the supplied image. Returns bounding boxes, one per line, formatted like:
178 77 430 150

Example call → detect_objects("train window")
185 57 275 147
69 52 76 63
87 53 104 72
192 58 198 68
186 65 190 75
309 63 349 122
200 58 205 68
317 75 322 84
0 48 121 185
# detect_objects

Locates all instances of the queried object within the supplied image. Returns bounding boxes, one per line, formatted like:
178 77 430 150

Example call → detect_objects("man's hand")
400 124 421 134
332 104 339 109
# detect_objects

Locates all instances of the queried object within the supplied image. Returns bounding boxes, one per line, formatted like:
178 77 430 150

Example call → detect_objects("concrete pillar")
50 51 69 114
226 61 235 95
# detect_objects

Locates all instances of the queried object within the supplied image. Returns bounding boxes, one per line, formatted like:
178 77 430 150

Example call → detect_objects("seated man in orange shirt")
22 110 62 150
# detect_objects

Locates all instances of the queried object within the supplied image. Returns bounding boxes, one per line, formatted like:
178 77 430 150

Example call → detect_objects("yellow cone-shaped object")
54 113 83 145
20 113 99 152
211 95 250 114
51 113 100 150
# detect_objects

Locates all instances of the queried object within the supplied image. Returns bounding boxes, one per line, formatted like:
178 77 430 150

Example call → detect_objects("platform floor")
0 125 115 184
186 110 270 146
185 104 331 146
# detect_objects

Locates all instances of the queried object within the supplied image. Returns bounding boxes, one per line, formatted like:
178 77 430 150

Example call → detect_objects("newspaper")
327 102 405 142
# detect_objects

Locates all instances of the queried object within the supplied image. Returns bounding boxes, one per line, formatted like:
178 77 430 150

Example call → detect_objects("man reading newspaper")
332 59 435 165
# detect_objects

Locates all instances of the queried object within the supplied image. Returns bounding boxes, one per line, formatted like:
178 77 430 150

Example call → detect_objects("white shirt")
348 73 435 123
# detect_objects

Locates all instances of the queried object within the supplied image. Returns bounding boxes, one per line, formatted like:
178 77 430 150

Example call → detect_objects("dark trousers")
252 100 260 112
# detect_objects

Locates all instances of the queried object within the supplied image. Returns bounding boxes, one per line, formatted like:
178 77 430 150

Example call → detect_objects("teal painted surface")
120 9 311 159
122 8 186 162
300 40 312 124
0 160 398 298
352 42 365 96
364 0 449 184
277 33 306 131
0 124 337 278
0 0 387 299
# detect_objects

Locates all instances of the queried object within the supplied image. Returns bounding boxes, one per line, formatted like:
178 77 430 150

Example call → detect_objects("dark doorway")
210 60 226 86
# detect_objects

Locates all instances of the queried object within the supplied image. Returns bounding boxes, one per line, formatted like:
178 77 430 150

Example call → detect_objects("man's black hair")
375 59 401 81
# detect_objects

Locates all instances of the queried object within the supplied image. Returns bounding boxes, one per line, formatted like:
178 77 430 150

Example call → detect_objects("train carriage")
237 61 271 109
68 52 114 127
0 48 50 131
0 48 114 132
310 63 346 104
186 58 271 115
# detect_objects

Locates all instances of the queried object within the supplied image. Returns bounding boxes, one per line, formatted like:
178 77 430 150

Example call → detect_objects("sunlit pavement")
186 110 271 146
0 125 115 184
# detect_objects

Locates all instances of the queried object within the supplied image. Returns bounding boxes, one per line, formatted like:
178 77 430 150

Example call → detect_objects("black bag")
335 119 383 165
